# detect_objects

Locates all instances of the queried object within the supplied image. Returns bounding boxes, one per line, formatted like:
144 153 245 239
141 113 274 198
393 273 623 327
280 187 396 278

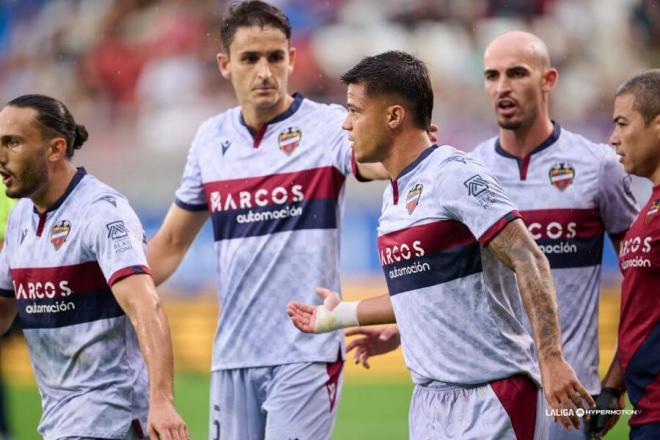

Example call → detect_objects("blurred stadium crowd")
0 0 657 285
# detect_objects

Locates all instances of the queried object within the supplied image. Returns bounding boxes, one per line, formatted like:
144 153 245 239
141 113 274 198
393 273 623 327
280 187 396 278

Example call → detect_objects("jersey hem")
210 353 344 371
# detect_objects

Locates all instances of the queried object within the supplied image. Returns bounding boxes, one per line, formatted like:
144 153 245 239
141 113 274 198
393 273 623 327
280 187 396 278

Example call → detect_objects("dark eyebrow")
0 134 20 144
239 49 286 57
506 66 530 75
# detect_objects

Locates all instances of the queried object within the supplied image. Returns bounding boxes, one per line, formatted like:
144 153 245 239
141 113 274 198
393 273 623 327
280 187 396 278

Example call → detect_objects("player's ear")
288 46 296 75
542 67 558 92
652 114 660 140
46 137 67 162
217 52 231 80
387 104 405 129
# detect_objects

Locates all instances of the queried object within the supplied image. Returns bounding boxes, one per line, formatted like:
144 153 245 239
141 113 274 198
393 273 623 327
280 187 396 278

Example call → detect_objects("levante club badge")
548 163 575 191
51 220 71 250
278 127 302 155
406 184 423 214
646 199 660 224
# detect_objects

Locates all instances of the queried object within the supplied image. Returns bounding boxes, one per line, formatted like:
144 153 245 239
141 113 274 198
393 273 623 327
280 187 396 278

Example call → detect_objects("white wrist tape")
314 301 359 333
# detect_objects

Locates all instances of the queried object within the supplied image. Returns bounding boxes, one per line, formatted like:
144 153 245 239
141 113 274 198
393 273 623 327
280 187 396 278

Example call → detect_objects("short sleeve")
598 148 639 240
84 194 151 287
324 105 370 182
175 132 208 211
439 156 521 246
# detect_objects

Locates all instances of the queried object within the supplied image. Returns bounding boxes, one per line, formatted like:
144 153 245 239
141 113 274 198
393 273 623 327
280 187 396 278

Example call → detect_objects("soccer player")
287 50 595 439
146 2 387 439
345 31 638 439
0 95 188 440
590 70 660 440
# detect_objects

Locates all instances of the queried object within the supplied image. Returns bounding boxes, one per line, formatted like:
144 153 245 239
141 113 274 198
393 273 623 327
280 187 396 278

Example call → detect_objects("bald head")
485 31 551 70
482 31 557 132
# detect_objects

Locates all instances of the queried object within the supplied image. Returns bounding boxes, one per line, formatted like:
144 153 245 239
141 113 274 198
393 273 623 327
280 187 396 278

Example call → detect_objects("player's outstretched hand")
287 287 341 333
540 355 595 430
147 397 190 440
345 326 401 369
588 387 625 437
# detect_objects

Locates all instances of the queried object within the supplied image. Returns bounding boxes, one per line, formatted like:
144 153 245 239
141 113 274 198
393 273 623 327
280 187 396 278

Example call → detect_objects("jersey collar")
32 167 87 215
391 145 438 204
494 121 561 180
239 92 305 148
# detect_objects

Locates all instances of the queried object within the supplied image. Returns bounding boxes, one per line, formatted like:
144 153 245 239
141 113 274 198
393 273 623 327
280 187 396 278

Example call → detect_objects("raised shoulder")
559 128 615 163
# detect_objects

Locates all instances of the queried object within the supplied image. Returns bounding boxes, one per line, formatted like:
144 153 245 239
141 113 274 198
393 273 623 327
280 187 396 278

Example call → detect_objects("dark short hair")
7 94 88 158
341 51 433 130
615 69 660 126
220 1 291 54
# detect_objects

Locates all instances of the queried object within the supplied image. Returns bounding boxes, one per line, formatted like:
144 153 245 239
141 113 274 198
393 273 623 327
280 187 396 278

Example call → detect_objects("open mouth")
0 170 12 185
496 98 517 115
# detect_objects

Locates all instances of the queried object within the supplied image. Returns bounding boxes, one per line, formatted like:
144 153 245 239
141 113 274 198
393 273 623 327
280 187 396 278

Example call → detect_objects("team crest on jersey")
278 127 302 155
548 163 575 191
646 199 660 223
50 220 71 250
406 184 423 214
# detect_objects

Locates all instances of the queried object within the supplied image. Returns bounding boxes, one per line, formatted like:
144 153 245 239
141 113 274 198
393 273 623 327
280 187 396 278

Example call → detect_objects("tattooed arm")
488 218 595 429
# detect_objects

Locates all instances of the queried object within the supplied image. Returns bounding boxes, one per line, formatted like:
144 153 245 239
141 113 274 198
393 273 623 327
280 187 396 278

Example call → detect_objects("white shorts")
58 419 146 440
209 356 343 440
409 374 548 440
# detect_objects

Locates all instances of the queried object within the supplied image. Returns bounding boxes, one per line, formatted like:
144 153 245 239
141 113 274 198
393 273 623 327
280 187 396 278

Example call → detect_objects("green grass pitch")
6 374 632 439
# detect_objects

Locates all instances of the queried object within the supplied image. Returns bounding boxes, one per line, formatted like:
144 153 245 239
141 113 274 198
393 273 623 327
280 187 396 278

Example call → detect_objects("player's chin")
252 92 280 107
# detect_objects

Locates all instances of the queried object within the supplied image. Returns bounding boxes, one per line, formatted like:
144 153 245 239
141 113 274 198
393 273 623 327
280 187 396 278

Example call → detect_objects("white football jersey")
175 94 365 370
0 168 149 439
471 124 638 394
377 145 540 386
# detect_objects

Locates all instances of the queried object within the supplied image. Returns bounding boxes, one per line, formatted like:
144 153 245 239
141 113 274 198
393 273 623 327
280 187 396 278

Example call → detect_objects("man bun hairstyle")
615 69 660 126
341 51 434 131
220 0 291 54
7 94 88 158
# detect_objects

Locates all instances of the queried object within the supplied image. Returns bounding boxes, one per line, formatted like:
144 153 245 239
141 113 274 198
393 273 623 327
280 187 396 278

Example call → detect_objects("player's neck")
32 163 78 214
498 117 554 158
382 130 433 180
651 166 660 188
241 95 294 132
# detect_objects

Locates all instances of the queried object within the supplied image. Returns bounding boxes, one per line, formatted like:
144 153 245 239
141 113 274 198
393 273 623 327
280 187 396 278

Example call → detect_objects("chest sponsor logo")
406 184 423 214
548 163 575 191
50 220 71 250
221 140 231 156
619 234 654 269
278 127 302 155
645 199 660 224
209 186 304 213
